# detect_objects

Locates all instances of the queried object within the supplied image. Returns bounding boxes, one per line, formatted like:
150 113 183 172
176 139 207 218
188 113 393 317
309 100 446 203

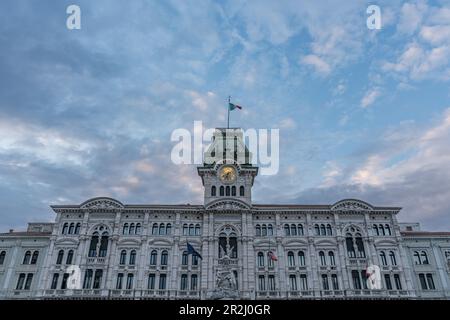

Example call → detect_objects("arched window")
88 234 99 257
126 274 134 290
328 251 335 266
291 224 297 236
31 251 39 264
182 251 188 265
256 225 261 236
315 225 320 236
51 273 59 289
150 250 157 265
379 224 385 236
123 223 129 235
56 250 64 265
346 234 355 258
194 224 200 236
284 224 290 236
421 251 429 264
136 223 141 234
75 223 81 234
326 224 332 236
287 251 295 267
161 250 168 265
389 251 397 265
129 250 136 265
129 223 135 235
322 274 329 290
262 224 267 236
69 223 75 235
220 186 224 196
319 251 326 266
152 223 158 235
189 224 194 236
62 223 68 235
320 224 326 236
231 186 236 196
225 186 230 196
298 224 304 235
257 252 265 267
380 251 387 265
385 224 391 236
355 235 365 258
413 251 421 264
211 186 216 196
166 223 172 235
239 186 244 196
373 224 379 236
120 250 127 265
99 234 109 257
159 223 165 235
66 250 74 265
298 251 305 266
183 224 188 235
0 251 6 265
268 224 273 236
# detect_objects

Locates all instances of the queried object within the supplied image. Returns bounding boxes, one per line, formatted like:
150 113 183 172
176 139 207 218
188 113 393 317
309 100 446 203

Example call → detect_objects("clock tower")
197 128 258 207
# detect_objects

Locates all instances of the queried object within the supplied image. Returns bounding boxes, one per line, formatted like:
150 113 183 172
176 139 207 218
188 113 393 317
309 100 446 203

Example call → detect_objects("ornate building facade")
0 128 449 300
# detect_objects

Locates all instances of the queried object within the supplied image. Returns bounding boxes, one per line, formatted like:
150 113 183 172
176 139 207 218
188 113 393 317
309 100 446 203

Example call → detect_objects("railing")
1 289 423 300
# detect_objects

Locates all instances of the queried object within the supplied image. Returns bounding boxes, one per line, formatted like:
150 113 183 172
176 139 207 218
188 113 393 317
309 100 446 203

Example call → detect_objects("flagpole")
227 96 231 129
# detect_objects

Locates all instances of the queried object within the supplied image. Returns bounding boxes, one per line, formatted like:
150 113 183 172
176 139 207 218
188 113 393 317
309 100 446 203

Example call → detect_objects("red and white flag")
268 251 278 261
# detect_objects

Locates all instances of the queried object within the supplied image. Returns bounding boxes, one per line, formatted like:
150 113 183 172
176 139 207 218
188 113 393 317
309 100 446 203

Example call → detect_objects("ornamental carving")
80 198 124 210
331 199 373 211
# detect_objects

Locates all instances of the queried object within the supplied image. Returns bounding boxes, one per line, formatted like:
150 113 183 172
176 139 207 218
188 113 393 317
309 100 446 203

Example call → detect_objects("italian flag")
229 102 242 111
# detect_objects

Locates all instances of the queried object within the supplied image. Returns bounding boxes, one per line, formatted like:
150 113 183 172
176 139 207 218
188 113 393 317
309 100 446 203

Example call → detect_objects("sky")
1 0 450 232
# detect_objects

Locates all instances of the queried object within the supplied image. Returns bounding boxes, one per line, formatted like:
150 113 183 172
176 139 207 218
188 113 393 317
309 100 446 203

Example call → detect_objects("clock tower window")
220 186 224 196
211 186 216 197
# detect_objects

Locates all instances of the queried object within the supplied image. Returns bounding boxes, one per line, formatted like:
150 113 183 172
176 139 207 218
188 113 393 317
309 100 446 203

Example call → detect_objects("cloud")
300 54 331 75
360 88 381 108
285 108 450 230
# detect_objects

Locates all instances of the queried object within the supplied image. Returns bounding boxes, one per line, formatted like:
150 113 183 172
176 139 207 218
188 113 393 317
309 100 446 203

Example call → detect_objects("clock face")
219 166 237 183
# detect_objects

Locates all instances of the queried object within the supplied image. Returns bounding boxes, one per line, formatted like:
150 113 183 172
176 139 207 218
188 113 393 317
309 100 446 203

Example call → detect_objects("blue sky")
1 0 450 231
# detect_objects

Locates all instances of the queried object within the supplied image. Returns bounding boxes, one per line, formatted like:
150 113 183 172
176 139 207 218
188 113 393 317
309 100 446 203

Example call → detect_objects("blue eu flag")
187 242 203 260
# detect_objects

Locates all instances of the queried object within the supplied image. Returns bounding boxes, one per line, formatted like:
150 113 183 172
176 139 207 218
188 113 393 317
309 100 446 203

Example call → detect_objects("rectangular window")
116 273 123 290
419 273 427 290
93 269 103 289
394 274 402 290
258 275 266 291
322 274 329 290
126 274 134 290
180 274 188 290
16 273 26 290
24 273 33 290
426 274 435 290
268 275 276 291
360 270 368 289
159 274 167 289
61 273 69 290
289 275 297 291
83 269 93 289
300 274 308 290
384 274 392 290
51 273 59 290
148 274 155 290
332 274 339 290
352 270 361 290
190 275 198 291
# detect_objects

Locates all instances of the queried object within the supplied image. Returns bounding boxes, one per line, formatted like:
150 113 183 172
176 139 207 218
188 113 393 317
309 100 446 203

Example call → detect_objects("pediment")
206 199 251 211
331 199 373 211
80 197 124 210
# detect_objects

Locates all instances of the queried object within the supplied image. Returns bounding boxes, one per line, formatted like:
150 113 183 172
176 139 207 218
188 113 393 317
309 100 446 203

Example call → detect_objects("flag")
229 102 242 111
268 251 278 261
187 242 203 259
